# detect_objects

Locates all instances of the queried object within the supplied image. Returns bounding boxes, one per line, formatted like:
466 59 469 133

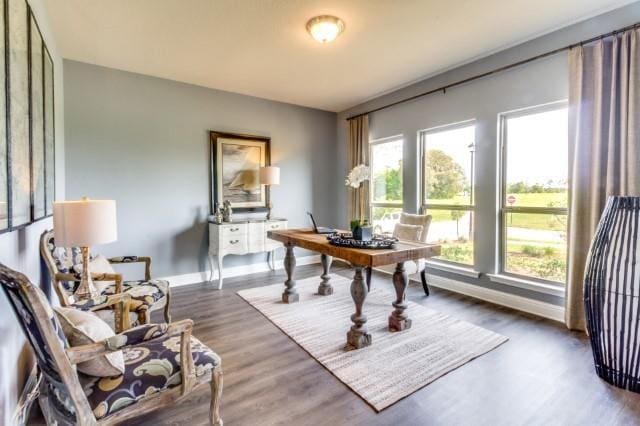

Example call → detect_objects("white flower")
345 164 370 188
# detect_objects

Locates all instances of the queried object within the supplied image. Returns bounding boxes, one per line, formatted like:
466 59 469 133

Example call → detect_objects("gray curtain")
347 115 370 223
566 29 640 331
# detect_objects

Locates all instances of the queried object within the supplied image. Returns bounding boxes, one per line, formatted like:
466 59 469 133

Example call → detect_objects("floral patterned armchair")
40 230 171 331
0 262 223 425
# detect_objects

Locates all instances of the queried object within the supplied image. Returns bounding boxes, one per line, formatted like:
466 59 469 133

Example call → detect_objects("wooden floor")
49 264 640 425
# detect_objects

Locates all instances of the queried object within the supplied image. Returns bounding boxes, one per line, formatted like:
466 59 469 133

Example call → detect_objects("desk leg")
346 266 372 349
318 254 333 295
365 267 372 292
389 262 412 332
282 242 299 303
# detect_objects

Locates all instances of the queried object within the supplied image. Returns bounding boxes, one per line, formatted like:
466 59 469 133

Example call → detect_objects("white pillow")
55 307 125 377
74 255 116 294
393 223 423 242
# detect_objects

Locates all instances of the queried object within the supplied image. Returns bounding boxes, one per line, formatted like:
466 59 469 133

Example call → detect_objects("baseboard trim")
375 268 565 323
425 274 565 323
160 255 322 288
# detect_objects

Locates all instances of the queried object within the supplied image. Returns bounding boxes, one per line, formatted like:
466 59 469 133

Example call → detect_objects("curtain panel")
347 115 370 223
566 29 640 331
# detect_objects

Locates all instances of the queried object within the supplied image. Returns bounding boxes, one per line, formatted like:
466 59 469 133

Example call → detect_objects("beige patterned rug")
237 275 508 411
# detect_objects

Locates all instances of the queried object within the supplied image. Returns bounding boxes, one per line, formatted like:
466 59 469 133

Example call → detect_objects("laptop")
307 212 337 234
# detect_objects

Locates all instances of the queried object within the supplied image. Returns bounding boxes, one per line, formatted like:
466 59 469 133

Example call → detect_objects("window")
370 136 403 234
499 103 568 284
420 121 475 265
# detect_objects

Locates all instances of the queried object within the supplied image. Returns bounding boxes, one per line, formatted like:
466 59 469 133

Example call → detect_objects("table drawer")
221 224 247 238
222 236 248 254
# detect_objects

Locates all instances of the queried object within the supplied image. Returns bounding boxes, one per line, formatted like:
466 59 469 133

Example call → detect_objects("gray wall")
64 60 338 278
0 0 65 423
336 2 640 305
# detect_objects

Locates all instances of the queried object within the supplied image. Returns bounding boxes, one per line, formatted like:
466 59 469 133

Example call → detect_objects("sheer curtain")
347 115 370 223
566 29 640 331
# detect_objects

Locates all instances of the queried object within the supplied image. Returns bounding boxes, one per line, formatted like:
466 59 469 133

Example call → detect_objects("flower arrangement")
345 164 370 188
345 164 372 239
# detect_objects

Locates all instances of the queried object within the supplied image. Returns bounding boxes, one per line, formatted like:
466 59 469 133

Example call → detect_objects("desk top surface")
267 228 441 267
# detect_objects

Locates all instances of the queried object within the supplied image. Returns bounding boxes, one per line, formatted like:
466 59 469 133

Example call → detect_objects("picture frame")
209 131 270 213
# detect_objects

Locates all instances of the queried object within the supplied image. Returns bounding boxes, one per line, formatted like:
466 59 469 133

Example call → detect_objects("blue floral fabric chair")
40 230 171 331
0 262 223 425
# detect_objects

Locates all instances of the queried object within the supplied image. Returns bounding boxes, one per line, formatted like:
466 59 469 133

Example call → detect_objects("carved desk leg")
389 262 412 332
365 267 372 292
346 266 372 349
282 242 299 303
318 254 333 295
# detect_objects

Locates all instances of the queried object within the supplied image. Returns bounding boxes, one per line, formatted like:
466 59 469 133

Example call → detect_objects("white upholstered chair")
381 212 433 295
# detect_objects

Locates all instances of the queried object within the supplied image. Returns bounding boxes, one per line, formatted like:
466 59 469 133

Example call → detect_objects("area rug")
237 276 508 411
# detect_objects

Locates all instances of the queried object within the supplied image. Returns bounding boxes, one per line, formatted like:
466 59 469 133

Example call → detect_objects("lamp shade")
259 166 280 185
53 199 117 247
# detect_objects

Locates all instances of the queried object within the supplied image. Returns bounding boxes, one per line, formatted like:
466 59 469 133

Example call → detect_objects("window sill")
424 260 480 278
487 274 565 297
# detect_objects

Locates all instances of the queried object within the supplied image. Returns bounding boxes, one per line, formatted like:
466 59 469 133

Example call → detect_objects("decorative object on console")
210 131 271 213
53 198 117 299
259 166 280 220
584 196 640 392
345 164 372 240
222 200 233 222
209 218 287 289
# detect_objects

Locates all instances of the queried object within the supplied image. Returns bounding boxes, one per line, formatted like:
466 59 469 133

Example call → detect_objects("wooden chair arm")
108 256 152 281
55 272 124 299
88 293 131 332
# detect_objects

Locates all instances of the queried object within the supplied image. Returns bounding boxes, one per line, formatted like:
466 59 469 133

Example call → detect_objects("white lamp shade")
53 199 117 247
259 166 280 185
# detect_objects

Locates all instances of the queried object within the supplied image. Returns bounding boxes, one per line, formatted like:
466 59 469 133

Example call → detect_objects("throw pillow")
73 254 116 294
393 223 423 242
55 307 125 377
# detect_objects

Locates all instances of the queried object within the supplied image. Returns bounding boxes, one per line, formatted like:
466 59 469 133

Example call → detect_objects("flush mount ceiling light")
306 15 345 43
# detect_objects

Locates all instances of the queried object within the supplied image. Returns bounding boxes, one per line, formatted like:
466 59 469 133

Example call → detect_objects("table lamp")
53 197 117 299
259 166 280 220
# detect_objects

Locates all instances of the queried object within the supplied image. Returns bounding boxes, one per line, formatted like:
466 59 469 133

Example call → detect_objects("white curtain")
566 28 640 331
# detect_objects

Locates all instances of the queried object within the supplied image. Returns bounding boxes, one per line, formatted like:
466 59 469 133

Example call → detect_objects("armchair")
0 263 223 425
41 230 171 331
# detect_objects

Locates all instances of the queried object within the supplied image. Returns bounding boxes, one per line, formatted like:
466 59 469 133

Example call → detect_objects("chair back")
398 212 432 243
41 229 83 302
0 263 92 422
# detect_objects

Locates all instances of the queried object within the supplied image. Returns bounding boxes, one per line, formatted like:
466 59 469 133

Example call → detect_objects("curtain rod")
346 21 640 121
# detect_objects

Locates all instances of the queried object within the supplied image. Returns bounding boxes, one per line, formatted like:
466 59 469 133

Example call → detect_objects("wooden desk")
267 228 441 349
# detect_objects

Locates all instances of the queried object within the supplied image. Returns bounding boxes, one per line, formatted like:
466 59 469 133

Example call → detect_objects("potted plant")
345 164 372 241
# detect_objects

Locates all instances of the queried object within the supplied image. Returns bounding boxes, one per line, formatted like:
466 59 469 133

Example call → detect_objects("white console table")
208 218 287 289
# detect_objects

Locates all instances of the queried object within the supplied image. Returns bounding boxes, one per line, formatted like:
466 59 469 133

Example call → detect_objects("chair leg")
163 293 172 323
137 309 150 325
210 366 223 426
420 267 430 296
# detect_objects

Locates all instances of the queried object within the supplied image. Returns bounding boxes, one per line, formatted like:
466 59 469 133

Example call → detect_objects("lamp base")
266 202 273 220
74 246 98 300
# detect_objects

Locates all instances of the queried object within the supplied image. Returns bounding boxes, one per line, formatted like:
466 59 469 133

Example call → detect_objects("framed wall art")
209 131 270 213
0 0 55 234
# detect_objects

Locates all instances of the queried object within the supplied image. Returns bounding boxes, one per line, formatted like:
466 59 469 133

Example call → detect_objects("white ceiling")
45 0 636 112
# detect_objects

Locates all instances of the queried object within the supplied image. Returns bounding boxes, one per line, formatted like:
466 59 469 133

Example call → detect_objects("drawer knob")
230 227 240 232
229 239 240 244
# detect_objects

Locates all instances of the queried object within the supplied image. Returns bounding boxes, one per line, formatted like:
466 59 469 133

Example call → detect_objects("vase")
353 225 372 241
584 196 640 392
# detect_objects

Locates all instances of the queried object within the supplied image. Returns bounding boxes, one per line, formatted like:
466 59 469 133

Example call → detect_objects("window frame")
497 101 568 285
369 135 404 229
419 119 476 267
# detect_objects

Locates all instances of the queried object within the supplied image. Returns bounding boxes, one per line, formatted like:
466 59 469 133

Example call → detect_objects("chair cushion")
102 279 169 313
55 307 125 377
81 335 220 419
393 223 423 241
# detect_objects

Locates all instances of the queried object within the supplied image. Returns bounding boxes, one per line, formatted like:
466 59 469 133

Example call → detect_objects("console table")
208 218 287 289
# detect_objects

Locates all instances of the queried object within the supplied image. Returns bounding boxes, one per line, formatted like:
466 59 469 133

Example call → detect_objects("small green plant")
543 246 556 256
522 245 543 257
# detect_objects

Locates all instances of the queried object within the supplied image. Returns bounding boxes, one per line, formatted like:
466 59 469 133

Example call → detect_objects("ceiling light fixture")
306 15 345 43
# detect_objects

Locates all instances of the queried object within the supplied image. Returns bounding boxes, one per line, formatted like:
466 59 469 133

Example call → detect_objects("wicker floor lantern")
584 196 640 392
